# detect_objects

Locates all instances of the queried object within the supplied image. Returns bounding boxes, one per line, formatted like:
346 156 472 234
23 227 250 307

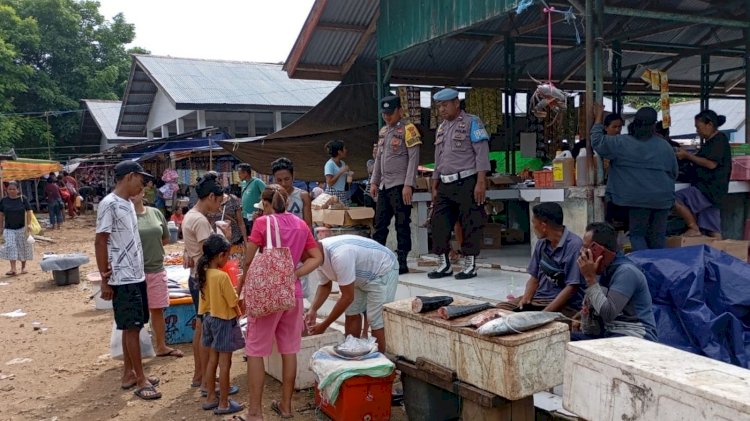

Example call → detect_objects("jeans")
48 200 64 226
628 207 670 251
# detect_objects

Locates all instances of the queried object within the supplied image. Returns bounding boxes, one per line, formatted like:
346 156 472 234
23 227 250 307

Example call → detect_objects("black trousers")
430 175 486 256
372 185 412 252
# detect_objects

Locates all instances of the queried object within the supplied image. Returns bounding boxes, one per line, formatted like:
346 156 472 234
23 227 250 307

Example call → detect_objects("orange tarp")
0 159 63 181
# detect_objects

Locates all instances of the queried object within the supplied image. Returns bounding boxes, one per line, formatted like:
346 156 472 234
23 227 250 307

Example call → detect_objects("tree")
0 0 147 159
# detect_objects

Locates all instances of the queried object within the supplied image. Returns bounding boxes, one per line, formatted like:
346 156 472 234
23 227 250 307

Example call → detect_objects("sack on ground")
109 321 156 360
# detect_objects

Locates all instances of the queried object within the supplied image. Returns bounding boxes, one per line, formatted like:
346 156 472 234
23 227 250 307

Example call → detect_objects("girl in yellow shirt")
197 234 244 415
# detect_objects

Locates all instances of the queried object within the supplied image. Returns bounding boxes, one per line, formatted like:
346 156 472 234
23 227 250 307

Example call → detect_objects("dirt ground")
0 214 407 421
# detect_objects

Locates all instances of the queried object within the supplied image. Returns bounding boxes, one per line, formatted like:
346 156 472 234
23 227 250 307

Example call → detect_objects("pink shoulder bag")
243 215 296 318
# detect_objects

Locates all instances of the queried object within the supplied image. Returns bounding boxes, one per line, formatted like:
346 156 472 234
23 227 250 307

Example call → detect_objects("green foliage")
625 95 693 112
0 0 147 159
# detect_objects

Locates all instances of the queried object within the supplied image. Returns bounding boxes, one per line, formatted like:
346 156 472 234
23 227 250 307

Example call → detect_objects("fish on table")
476 311 562 336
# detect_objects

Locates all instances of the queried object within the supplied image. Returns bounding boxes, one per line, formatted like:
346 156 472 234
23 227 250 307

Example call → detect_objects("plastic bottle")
576 148 591 186
553 150 575 187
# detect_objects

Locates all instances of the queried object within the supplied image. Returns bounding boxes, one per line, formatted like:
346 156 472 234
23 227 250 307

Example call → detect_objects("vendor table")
383 297 569 401
411 181 750 257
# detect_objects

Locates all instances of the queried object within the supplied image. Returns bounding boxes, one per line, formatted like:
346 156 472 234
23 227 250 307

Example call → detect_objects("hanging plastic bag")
28 213 42 235
26 235 35 245
220 259 240 287
109 321 156 360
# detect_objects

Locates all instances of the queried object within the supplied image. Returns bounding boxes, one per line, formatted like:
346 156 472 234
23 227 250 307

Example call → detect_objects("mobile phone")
588 241 616 267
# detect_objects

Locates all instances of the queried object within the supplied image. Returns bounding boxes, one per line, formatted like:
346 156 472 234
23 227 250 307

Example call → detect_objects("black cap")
380 95 401 114
634 107 657 125
114 161 152 179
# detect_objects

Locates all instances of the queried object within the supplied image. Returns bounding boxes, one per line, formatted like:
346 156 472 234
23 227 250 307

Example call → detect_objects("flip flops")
122 376 160 390
202 399 219 410
213 400 243 415
133 385 162 400
201 384 239 397
156 348 184 358
271 400 294 419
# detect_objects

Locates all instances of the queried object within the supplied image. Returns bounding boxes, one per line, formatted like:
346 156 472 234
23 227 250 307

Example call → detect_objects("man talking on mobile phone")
574 222 657 341
496 202 584 318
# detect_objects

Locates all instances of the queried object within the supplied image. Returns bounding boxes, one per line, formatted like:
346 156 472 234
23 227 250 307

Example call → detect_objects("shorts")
112 282 150 330
345 267 399 330
244 297 303 357
188 276 201 318
202 315 245 353
145 271 169 310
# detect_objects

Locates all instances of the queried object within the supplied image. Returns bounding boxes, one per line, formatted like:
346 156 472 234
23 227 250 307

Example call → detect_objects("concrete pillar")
228 120 236 137
273 111 283 132
248 113 256 137
161 125 169 138
147 131 154 141
196 110 207 129
176 118 185 134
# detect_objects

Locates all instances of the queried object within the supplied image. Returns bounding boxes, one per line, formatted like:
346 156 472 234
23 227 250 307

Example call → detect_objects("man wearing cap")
370 95 421 274
591 103 677 250
95 161 162 400
428 88 491 280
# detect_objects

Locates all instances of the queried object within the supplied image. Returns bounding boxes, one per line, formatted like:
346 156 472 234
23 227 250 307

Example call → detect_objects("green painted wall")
377 0 519 59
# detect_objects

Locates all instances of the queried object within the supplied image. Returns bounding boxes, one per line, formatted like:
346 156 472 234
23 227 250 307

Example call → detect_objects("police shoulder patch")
469 116 489 143
404 123 422 148
379 126 388 136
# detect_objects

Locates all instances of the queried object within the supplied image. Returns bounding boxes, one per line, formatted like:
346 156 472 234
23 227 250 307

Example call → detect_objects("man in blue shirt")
574 222 657 341
497 202 584 317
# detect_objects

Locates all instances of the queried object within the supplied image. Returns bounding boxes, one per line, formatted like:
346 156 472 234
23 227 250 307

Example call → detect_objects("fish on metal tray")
412 296 454 313
476 311 562 336
437 303 494 320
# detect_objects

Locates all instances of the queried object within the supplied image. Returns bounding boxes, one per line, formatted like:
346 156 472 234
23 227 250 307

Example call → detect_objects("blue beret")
433 88 459 102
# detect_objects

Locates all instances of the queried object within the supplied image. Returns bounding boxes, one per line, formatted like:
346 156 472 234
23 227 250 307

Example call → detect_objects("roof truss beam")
604 6 750 28
340 10 379 76
316 22 369 32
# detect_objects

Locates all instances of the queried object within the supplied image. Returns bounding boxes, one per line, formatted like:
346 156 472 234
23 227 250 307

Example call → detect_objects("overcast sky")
97 0 315 63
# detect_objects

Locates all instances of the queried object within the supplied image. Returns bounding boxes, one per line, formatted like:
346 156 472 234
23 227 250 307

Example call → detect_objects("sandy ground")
0 214 407 421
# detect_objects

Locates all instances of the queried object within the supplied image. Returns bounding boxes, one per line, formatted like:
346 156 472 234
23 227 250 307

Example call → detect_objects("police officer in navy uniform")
370 95 422 274
428 88 491 280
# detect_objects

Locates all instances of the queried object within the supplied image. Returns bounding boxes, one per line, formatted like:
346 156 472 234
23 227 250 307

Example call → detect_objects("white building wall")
146 89 193 133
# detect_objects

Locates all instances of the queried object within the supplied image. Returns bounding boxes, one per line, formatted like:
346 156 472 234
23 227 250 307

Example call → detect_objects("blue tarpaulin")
123 133 231 160
629 245 750 368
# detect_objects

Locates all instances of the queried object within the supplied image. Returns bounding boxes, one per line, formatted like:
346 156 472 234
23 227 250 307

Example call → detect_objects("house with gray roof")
80 99 146 152
115 55 338 140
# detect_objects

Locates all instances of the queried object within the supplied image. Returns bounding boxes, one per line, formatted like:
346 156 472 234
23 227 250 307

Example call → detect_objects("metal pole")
612 41 623 115
745 2 750 144
376 58 383 125
510 37 517 174
701 54 710 112
585 0 594 160
504 36 512 173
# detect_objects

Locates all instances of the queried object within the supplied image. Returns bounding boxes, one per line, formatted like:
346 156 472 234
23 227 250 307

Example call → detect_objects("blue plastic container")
163 297 196 345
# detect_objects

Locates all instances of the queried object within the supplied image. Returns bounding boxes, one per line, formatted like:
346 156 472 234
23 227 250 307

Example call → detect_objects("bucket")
169 227 179 244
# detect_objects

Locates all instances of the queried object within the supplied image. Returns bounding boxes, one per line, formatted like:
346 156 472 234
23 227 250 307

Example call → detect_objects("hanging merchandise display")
640 69 671 128
397 86 421 125
465 88 502 135
529 7 570 124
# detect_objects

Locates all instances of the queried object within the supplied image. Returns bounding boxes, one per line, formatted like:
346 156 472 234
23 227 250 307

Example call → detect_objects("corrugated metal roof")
136 55 338 108
82 100 145 141
659 98 746 137
286 0 747 95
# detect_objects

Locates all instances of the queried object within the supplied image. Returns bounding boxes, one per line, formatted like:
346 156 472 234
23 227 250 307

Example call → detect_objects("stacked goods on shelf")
465 88 502 134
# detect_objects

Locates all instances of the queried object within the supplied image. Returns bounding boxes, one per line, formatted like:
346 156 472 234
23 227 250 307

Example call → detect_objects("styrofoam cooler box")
564 337 750 421
163 297 196 345
731 156 750 180
264 328 343 390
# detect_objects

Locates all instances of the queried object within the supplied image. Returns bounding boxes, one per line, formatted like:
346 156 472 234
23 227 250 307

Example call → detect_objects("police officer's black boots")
427 253 452 279
454 255 477 280
397 251 409 275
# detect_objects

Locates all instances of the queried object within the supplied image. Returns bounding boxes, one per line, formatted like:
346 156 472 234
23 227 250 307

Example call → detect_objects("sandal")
201 384 239 397
133 385 162 400
156 348 184 358
202 399 219 410
271 400 293 418
214 400 243 415
122 376 160 390
5 271 16 277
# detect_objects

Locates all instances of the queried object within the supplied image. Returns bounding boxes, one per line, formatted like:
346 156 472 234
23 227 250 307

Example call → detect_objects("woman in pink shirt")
238 185 322 420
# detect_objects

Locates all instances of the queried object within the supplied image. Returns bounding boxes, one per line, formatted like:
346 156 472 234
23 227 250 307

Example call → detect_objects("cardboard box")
665 235 715 248
482 223 503 249
312 207 375 227
501 228 525 245
488 174 522 186
710 239 749 261
415 176 432 192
